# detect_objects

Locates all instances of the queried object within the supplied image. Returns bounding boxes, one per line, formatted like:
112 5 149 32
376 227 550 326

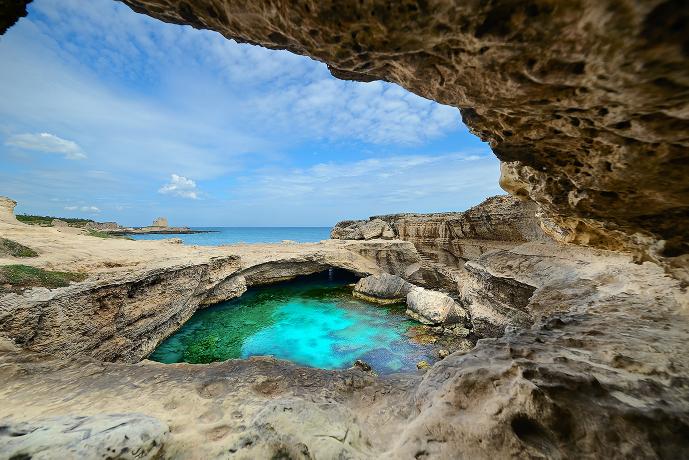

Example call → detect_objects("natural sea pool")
149 271 436 374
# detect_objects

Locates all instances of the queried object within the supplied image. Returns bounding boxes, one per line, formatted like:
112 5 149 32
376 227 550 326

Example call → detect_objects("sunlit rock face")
0 196 18 224
101 0 689 260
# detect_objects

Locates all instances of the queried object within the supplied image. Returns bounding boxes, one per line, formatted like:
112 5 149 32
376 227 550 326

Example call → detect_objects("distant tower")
152 217 168 227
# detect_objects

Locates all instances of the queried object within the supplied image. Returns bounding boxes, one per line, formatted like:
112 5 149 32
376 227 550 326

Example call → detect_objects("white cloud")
158 174 199 199
5 132 86 159
64 205 100 213
227 151 503 221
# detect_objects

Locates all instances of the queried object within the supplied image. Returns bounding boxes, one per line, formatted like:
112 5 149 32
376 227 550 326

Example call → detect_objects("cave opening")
0 0 499 229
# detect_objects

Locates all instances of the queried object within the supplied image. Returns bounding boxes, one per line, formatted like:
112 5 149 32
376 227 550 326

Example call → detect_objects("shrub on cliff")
0 264 86 292
0 238 38 257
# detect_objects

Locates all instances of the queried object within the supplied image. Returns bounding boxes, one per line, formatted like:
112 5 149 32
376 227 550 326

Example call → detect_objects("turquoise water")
129 227 330 245
149 272 435 374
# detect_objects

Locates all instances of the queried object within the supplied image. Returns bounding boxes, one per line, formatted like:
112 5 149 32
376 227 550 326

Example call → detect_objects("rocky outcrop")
353 273 413 304
334 195 549 292
330 218 394 240
50 219 68 227
0 414 168 460
85 221 120 231
406 287 467 325
0 196 17 224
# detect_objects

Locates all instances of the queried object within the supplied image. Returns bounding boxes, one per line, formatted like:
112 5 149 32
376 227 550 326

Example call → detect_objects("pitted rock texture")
1 242 687 459
0 413 168 460
97 0 689 259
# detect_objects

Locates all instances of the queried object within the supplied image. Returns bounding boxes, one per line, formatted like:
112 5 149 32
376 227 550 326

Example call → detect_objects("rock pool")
149 271 436 374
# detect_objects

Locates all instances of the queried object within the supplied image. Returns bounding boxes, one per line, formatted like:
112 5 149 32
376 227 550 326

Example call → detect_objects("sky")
0 0 502 227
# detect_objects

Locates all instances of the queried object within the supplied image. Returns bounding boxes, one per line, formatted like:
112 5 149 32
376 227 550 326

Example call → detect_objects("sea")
128 227 331 246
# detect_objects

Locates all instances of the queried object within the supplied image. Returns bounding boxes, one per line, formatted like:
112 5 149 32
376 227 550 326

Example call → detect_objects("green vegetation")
16 214 94 227
87 229 114 238
0 238 38 258
183 335 221 364
0 264 87 292
86 229 133 240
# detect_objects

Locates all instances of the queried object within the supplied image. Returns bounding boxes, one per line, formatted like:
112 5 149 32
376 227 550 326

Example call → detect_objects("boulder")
0 196 17 224
331 218 395 240
360 219 393 239
406 287 468 325
51 219 69 227
330 220 365 240
353 273 413 304
0 413 168 460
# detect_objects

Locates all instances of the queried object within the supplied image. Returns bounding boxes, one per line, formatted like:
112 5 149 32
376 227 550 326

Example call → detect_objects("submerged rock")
353 273 413 304
353 359 372 372
416 360 431 370
0 413 168 460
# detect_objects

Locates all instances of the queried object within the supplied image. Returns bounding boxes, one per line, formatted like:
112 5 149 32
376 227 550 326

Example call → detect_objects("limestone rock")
406 287 467 325
416 360 430 370
352 359 372 372
0 196 18 224
333 195 550 290
0 413 168 460
201 275 247 306
330 218 395 240
360 219 394 240
51 219 69 227
329 220 365 240
353 273 413 304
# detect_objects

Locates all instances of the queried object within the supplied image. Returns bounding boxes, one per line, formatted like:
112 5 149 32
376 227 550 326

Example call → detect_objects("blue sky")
0 0 501 227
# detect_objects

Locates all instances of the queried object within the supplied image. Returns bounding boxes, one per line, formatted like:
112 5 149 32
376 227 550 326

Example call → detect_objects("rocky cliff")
333 195 549 291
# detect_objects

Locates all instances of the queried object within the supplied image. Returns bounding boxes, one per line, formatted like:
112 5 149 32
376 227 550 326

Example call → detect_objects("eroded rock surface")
0 1 688 456
0 413 168 460
406 287 466 325
92 0 689 259
0 197 17 224
353 273 413 304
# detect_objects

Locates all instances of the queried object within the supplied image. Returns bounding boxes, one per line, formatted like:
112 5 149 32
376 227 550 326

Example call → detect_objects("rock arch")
4 1 687 257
